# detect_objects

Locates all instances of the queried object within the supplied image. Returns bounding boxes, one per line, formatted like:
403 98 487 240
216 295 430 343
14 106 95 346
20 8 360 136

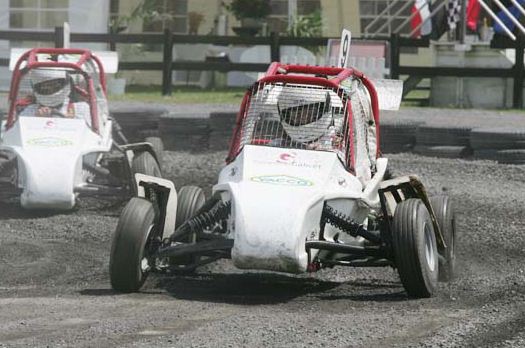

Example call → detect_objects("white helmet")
30 68 70 107
277 87 332 143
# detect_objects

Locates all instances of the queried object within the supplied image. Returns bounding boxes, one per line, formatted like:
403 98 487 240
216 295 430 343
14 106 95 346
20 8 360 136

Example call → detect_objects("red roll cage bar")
5 48 107 134
226 62 381 170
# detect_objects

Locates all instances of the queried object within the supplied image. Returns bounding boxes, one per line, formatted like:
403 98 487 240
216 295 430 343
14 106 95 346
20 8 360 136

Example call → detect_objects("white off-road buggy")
0 48 162 210
110 63 456 298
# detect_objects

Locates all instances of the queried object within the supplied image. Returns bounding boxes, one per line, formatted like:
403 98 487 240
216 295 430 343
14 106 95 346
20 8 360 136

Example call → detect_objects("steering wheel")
50 109 69 118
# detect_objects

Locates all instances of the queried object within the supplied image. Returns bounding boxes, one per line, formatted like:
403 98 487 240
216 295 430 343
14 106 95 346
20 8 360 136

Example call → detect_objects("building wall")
188 0 223 35
321 0 360 37
69 0 109 33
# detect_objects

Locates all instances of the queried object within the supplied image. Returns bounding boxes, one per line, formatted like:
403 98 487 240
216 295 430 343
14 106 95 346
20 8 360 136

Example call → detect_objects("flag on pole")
494 0 525 34
447 0 462 30
411 0 432 37
466 0 481 32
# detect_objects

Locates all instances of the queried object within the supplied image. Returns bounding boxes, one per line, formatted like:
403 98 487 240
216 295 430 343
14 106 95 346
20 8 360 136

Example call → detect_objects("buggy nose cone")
18 151 77 210
230 181 323 273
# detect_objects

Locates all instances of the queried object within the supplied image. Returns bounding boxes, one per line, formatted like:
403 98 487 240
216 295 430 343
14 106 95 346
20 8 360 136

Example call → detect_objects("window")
267 0 321 34
142 0 188 34
360 0 412 37
9 0 69 30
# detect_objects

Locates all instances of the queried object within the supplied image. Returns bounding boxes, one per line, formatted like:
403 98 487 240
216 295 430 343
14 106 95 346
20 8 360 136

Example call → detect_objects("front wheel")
109 197 159 292
430 196 456 282
392 199 439 298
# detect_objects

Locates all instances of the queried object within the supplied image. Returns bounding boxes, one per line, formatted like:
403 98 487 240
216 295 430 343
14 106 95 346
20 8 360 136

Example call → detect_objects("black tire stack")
209 112 237 151
470 128 525 164
379 120 421 154
159 112 210 151
109 105 167 142
414 125 472 158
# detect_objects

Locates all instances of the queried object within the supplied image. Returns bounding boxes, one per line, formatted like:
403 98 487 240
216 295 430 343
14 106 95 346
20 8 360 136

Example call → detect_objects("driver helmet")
277 87 332 143
30 68 70 107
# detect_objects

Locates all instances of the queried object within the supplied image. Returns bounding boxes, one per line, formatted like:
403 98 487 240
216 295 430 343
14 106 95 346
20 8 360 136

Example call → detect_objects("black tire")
0 150 16 175
416 126 472 147
392 199 439 298
380 121 420 153
413 145 472 159
110 197 159 292
176 186 206 230
470 127 525 150
132 151 162 178
475 149 525 165
429 196 456 282
170 186 206 270
145 136 164 168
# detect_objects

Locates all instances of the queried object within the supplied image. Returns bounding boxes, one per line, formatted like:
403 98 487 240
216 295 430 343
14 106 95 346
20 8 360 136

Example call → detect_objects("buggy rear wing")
9 48 119 73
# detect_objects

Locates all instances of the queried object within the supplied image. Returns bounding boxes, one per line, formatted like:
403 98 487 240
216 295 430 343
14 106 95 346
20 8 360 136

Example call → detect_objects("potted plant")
224 0 271 36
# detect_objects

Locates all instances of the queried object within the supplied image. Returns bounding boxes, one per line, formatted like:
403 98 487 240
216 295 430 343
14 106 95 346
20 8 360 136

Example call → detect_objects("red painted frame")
6 48 107 134
226 62 381 171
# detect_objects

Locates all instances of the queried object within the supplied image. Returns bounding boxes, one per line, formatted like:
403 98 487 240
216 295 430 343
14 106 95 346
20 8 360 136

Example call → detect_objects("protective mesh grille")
239 82 350 157
343 77 376 173
237 79 376 171
12 53 107 130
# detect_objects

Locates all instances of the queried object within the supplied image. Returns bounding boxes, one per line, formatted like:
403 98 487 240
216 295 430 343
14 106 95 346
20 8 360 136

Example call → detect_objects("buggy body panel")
214 145 381 273
212 64 384 273
0 117 112 209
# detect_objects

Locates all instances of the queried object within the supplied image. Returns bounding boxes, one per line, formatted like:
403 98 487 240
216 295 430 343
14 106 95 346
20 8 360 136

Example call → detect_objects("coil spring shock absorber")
169 200 232 242
186 200 231 233
322 204 381 244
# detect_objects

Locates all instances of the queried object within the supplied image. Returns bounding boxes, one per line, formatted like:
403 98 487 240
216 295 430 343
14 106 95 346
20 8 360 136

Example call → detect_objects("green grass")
108 85 247 104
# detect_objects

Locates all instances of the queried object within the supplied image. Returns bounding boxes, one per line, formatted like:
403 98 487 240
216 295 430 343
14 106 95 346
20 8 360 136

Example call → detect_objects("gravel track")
0 150 524 347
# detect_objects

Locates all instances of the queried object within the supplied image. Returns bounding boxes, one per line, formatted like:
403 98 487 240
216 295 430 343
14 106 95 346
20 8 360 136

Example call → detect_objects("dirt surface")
1 150 525 348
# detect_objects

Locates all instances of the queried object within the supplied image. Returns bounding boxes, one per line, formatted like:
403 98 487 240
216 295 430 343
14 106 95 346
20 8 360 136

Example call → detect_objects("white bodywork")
135 173 178 239
213 145 387 273
0 117 112 209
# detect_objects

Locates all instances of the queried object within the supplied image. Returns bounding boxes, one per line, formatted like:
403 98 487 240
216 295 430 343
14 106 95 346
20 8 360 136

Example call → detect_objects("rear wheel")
176 186 206 230
145 136 164 168
392 199 439 298
430 196 456 282
132 151 161 178
110 197 160 292
170 186 206 271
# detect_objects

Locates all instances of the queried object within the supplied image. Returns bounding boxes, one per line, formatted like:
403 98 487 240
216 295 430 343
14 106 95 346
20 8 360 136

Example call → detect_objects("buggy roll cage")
5 48 107 134
226 62 381 172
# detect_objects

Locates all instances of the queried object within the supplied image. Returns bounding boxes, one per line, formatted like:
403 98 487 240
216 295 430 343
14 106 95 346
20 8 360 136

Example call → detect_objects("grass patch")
108 85 246 104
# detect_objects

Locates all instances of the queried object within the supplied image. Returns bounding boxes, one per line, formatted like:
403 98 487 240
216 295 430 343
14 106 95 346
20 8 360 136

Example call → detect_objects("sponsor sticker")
254 152 322 170
26 137 73 147
250 175 314 187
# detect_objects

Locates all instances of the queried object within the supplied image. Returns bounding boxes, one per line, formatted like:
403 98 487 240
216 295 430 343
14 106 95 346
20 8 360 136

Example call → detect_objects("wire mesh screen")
342 76 377 177
240 82 350 156
237 79 377 172
12 53 106 131
16 68 91 124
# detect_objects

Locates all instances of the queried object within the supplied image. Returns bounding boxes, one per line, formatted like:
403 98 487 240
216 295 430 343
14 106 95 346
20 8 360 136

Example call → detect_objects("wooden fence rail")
0 28 524 107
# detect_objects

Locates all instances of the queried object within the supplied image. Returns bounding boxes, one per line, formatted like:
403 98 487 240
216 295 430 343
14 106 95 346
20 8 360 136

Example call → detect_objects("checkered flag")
447 0 461 30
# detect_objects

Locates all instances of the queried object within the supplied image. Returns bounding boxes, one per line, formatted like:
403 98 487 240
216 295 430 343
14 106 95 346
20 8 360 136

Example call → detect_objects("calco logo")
27 137 73 147
250 175 314 187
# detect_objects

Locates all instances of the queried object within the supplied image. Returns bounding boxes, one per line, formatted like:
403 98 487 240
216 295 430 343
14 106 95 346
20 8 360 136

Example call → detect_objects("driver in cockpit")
19 68 90 121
